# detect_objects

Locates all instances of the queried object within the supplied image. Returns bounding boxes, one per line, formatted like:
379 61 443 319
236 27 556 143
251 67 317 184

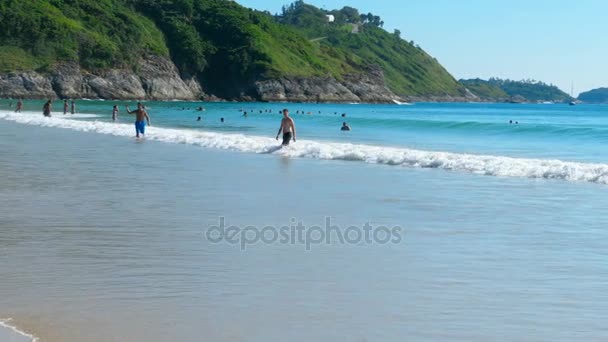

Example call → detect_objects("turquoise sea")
1 100 607 341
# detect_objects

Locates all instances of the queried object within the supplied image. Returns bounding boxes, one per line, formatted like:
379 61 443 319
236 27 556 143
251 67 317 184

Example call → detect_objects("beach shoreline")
1 109 607 185
1 105 608 341
0 319 37 342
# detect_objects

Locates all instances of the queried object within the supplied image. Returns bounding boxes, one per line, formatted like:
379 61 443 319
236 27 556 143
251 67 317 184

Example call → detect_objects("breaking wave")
2 110 608 185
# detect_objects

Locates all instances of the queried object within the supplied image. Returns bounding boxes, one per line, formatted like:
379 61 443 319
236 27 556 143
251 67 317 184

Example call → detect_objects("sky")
236 0 608 95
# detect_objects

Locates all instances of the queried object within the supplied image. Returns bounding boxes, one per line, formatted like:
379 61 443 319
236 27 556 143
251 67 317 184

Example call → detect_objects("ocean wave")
2 110 608 185
0 318 38 342
63 113 102 118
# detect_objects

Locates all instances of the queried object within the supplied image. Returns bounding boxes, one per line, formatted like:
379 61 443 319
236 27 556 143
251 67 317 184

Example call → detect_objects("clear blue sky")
236 0 608 95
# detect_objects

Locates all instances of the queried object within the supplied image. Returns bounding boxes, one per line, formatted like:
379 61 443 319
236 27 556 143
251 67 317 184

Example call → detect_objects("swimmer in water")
112 105 118 121
43 100 52 117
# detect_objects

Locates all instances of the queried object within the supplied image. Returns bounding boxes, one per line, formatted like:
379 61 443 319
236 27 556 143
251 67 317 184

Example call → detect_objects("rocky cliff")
0 59 407 103
254 66 401 103
0 56 204 101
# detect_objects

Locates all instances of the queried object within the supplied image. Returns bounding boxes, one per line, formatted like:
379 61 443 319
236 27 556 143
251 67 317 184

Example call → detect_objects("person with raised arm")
126 103 151 138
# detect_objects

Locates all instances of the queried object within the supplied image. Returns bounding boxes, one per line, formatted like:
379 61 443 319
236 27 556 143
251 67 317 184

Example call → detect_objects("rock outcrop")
2 58 462 103
0 56 204 100
254 65 402 103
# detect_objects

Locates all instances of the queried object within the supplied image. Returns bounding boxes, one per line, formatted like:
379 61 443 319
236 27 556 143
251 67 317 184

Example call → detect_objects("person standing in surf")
112 105 119 121
63 99 69 115
276 108 296 146
126 103 150 138
15 98 23 113
43 100 52 117
71 100 76 114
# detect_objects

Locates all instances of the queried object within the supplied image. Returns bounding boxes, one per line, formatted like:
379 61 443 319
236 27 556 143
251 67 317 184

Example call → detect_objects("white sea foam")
2 110 608 185
62 113 102 118
0 318 38 342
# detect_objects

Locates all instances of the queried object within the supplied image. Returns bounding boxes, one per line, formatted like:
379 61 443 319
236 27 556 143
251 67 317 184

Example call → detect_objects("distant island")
460 78 573 103
577 88 608 104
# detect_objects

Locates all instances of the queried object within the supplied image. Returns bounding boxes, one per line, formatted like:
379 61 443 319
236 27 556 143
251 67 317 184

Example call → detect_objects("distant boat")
392 99 412 105
569 82 577 106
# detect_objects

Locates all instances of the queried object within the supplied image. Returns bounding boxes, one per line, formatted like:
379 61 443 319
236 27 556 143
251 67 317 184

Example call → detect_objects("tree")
394 29 401 38
339 6 360 23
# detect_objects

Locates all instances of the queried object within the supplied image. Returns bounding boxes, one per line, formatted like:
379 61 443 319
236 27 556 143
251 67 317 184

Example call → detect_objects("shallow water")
1 101 608 341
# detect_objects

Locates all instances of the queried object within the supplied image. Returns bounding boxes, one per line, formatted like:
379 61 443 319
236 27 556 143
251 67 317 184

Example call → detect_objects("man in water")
112 105 119 121
276 109 296 146
43 100 52 117
15 99 23 113
126 103 151 138
197 116 201 121
71 100 76 114
341 122 351 131
63 99 69 115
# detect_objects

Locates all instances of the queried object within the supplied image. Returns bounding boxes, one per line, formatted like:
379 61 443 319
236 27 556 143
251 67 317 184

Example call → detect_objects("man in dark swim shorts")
276 109 296 146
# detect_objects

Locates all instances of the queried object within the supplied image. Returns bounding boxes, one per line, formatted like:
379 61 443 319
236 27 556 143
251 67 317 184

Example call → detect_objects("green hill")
0 0 168 71
277 1 465 97
577 88 608 104
460 78 572 103
0 0 466 100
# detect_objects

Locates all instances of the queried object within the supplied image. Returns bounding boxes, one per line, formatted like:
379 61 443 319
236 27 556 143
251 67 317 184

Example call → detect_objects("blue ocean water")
3 100 608 183
49 101 608 163
75 101 608 160
1 100 608 341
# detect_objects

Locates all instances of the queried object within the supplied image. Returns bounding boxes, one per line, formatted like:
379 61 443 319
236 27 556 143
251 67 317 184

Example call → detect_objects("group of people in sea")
237 107 351 134
10 99 352 144
40 99 77 117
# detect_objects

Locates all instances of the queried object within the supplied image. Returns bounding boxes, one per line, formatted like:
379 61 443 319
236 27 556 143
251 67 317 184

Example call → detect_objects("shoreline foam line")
2 110 608 185
0 318 38 342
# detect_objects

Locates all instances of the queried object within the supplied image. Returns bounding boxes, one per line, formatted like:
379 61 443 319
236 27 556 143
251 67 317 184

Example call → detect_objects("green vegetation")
276 1 465 96
577 88 608 104
461 78 572 102
0 0 168 70
0 0 466 99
